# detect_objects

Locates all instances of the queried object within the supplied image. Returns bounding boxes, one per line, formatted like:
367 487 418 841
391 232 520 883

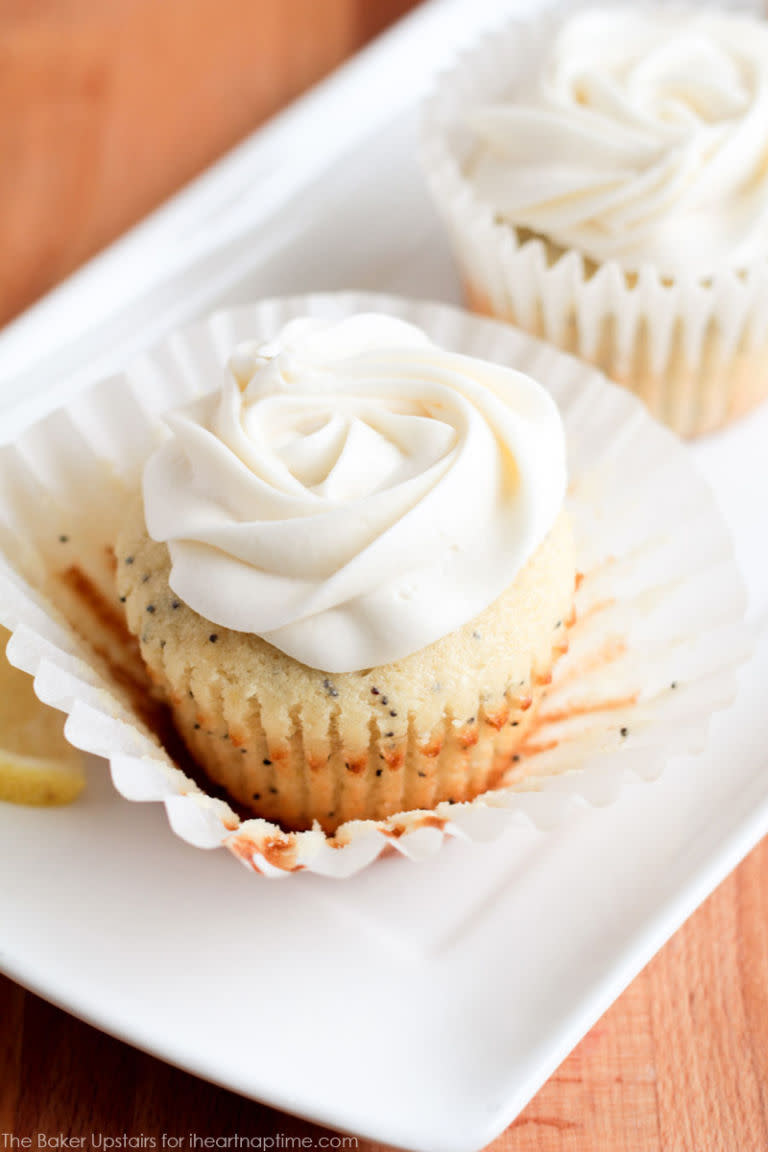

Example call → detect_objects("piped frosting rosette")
0 294 749 877
423 2 768 437
143 314 566 673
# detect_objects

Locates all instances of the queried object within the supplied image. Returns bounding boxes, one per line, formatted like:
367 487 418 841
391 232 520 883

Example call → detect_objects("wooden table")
2 3 767 1149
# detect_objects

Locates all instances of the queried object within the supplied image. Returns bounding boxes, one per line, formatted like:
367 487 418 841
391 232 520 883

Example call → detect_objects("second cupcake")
424 3 768 437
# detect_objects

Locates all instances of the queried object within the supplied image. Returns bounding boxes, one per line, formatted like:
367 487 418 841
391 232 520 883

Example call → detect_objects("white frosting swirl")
143 315 566 673
466 5 768 276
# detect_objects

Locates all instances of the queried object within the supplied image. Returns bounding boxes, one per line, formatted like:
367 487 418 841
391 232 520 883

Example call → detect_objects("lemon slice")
0 627 85 806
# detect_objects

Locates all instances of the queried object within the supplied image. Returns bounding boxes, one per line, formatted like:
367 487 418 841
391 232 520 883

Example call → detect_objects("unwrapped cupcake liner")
422 1 768 437
0 293 749 877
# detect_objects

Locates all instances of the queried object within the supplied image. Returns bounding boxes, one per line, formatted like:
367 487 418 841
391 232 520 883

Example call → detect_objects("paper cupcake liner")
422 1 768 438
0 293 749 878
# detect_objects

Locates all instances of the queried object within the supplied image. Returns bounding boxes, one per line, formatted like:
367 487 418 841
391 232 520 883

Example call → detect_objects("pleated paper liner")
422 1 768 437
0 294 749 877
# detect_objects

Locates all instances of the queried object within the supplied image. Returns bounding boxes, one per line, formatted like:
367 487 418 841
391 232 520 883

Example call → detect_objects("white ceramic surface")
1 0 767 1149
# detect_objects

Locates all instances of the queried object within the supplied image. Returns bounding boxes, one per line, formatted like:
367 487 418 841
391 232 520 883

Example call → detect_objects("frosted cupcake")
424 4 768 437
116 314 575 833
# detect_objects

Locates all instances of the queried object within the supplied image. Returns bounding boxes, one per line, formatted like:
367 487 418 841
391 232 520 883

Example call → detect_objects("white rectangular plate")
1 2 767 1150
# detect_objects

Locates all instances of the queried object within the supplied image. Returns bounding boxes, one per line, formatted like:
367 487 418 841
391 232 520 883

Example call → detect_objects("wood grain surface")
0 0 415 324
2 2 768 1150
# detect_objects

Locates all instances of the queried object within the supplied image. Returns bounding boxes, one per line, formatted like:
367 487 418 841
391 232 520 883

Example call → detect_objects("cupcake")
0 293 748 874
424 4 768 437
115 314 575 833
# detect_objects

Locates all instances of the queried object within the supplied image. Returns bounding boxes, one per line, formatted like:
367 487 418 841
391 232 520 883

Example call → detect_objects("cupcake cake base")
116 505 575 834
